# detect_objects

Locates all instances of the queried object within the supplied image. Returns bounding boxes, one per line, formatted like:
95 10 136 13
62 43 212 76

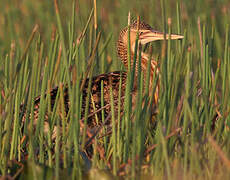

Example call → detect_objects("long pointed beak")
139 30 184 44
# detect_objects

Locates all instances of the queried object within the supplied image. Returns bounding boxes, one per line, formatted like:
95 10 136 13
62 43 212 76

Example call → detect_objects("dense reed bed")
0 0 230 179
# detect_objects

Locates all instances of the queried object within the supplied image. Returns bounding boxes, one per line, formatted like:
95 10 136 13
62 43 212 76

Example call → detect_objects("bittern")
21 20 183 139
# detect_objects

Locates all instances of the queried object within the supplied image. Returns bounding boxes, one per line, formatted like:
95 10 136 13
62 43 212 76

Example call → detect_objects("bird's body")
21 71 127 139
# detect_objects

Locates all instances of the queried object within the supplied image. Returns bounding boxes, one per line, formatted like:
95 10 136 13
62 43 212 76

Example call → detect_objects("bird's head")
117 20 183 69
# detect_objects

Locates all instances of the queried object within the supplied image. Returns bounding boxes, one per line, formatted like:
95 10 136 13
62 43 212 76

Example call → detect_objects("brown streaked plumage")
21 20 183 139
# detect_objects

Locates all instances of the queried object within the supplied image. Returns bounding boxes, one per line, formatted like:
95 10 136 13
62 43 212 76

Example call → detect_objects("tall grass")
0 0 230 179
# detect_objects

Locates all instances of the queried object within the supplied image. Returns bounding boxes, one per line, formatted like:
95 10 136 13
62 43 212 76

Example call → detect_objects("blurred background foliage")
0 0 229 69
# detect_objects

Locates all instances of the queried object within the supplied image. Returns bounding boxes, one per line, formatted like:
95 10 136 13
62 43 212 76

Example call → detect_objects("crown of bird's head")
117 20 184 69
